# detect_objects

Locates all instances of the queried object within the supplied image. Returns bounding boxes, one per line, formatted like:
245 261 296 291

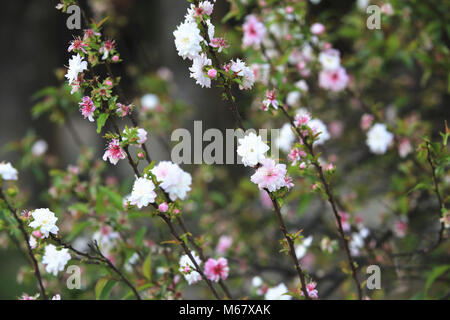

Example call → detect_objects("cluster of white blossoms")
366 123 394 154
151 161 192 201
29 208 59 238
173 1 254 90
179 251 202 285
127 176 157 209
0 162 18 181
65 54 88 91
237 132 292 192
42 244 71 276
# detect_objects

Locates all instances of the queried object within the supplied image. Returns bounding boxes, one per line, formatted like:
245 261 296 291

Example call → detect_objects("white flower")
0 162 18 180
366 123 394 154
173 21 204 60
230 59 255 90
127 177 157 209
151 161 192 201
65 54 88 85
189 53 212 88
31 140 48 157
29 208 59 238
137 128 148 146
295 79 309 92
179 251 202 285
295 235 313 259
276 123 296 153
252 276 263 287
286 91 301 107
265 283 292 300
237 132 269 167
308 119 330 145
42 244 71 276
319 49 341 71
29 235 37 249
206 19 215 40
357 0 370 10
141 94 159 111
52 294 61 300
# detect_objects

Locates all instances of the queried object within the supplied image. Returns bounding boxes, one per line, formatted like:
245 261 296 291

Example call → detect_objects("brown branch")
267 190 311 299
280 106 363 299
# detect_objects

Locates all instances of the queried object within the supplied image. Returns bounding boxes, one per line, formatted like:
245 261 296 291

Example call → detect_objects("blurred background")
0 0 448 299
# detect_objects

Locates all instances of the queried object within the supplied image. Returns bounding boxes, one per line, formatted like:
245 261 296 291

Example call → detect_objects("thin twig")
0 189 48 300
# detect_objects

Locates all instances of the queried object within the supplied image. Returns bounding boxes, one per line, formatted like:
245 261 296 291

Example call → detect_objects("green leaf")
122 283 154 300
135 226 147 247
96 113 109 134
95 278 117 300
99 186 124 210
142 255 152 281
425 265 450 296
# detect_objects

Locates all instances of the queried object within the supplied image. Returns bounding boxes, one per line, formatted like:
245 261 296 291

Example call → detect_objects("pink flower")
318 66 349 92
83 29 100 40
204 257 229 282
99 40 116 60
207 68 217 78
398 138 412 158
299 162 307 169
79 96 96 122
158 202 169 213
116 103 131 117
242 15 266 49
102 139 126 165
262 90 279 110
288 148 307 165
284 176 294 190
310 23 325 35
216 235 233 254
68 37 88 54
250 158 287 192
326 163 334 171
301 282 318 299
360 114 374 130
394 220 408 238
209 38 229 52
294 112 311 127
339 212 351 232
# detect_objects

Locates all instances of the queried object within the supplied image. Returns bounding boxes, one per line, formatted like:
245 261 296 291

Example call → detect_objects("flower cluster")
174 1 255 90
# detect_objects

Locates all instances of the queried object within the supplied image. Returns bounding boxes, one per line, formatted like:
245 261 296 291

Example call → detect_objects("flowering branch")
0 188 48 300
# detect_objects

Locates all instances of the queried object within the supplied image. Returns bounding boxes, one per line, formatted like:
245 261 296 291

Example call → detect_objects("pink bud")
299 162 307 169
112 55 119 62
326 163 334 171
158 202 169 213
285 6 294 14
137 152 144 159
207 68 217 79
32 231 43 239
105 80 113 86
174 209 180 214
312 183 319 190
